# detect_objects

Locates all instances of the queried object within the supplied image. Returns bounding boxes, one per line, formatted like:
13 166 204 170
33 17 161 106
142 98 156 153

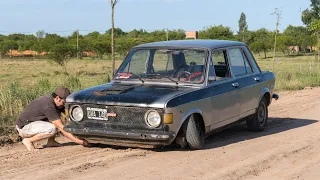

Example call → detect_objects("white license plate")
86 107 108 120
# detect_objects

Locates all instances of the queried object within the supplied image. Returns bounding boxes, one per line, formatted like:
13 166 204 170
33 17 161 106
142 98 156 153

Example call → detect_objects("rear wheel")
246 97 268 132
185 115 205 149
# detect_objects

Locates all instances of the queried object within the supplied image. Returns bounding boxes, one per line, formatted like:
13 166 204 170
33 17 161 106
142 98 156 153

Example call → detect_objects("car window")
153 50 174 72
244 47 260 73
184 50 206 66
228 48 247 76
116 49 206 84
242 50 253 73
208 49 231 83
123 50 148 74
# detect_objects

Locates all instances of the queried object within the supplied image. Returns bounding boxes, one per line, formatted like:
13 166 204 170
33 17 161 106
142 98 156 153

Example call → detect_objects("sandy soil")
2 87 320 180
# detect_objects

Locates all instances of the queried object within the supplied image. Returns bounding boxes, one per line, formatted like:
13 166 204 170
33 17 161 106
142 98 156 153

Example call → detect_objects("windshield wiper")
130 72 144 83
144 74 179 85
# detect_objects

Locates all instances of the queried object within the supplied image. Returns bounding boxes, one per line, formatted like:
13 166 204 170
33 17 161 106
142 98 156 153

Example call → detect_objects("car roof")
134 40 246 49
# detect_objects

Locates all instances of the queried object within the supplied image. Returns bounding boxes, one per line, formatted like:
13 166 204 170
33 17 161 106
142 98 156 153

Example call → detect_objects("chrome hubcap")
258 103 266 126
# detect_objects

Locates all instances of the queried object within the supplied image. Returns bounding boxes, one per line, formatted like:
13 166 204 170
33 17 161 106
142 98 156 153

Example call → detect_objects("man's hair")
51 92 58 98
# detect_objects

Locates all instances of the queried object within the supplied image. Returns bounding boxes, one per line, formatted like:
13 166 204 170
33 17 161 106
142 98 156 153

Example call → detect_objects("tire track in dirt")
1 145 152 180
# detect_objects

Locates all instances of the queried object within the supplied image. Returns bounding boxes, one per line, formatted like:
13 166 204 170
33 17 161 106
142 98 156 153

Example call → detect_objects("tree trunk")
317 32 320 63
264 49 267 59
111 6 115 78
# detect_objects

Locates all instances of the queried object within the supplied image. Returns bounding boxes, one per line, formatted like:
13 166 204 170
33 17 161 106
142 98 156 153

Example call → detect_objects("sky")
0 0 311 36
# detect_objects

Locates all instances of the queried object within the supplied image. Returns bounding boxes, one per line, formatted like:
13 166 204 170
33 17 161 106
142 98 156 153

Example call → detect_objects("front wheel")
246 97 268 132
185 115 205 149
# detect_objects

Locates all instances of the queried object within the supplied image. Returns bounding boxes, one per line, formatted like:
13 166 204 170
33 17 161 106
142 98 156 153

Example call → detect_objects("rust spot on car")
92 91 107 96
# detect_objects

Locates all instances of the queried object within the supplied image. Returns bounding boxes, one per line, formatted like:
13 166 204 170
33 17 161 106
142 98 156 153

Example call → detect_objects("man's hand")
81 139 91 147
52 119 89 146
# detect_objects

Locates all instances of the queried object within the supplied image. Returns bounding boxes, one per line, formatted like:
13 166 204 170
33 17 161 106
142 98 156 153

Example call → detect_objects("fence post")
300 64 302 73
309 62 312 74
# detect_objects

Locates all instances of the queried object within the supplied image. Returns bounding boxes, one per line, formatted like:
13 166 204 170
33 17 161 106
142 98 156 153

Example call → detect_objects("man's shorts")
16 121 57 138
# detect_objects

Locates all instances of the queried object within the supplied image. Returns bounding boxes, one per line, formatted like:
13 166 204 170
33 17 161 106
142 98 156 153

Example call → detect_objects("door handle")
232 82 239 88
254 77 260 82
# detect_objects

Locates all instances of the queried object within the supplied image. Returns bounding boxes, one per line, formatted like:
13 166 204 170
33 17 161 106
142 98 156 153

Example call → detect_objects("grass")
1 54 320 136
0 58 122 136
257 55 320 91
0 58 122 88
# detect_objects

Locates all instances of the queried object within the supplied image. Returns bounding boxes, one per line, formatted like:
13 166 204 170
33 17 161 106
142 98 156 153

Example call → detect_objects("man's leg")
22 133 55 151
46 136 62 147
17 121 57 151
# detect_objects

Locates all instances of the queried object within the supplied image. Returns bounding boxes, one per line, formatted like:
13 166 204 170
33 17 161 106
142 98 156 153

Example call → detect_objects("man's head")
52 87 71 107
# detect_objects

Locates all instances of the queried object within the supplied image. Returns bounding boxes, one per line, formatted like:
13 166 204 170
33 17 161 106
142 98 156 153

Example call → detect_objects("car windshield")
114 48 207 84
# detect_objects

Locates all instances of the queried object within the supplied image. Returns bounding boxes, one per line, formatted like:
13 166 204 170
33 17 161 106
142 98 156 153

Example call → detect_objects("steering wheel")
177 71 192 81
171 64 186 77
178 71 203 82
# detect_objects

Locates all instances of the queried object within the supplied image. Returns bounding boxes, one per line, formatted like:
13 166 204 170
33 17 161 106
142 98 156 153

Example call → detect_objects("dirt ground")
2 88 320 180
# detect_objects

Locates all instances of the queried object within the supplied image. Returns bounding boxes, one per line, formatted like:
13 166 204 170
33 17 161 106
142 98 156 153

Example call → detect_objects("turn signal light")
163 113 173 124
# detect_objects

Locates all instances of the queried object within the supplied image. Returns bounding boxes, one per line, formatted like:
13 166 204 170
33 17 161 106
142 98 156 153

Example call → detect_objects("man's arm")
51 119 87 145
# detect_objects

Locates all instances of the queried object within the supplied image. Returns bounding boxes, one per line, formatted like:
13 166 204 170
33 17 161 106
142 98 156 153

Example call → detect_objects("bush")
0 80 56 135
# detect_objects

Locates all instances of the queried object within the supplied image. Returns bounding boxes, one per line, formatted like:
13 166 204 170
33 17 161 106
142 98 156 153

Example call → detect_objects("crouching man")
16 87 88 151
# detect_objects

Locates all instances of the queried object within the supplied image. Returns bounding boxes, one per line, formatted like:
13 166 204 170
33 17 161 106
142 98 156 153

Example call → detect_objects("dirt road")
2 88 320 180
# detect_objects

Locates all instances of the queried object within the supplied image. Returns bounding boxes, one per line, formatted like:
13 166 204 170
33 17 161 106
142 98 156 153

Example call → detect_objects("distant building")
185 31 198 39
6 50 47 57
82 51 97 57
288 46 300 53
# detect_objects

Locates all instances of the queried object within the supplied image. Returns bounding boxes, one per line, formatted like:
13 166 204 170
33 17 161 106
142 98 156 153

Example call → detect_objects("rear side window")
242 50 253 73
228 48 252 76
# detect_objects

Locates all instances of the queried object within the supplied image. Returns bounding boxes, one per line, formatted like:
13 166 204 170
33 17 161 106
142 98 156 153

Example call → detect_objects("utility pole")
76 29 79 59
166 28 169 41
110 0 120 78
271 8 281 72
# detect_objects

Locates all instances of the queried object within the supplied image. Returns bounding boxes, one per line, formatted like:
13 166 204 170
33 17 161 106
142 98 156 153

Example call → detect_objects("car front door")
207 49 241 130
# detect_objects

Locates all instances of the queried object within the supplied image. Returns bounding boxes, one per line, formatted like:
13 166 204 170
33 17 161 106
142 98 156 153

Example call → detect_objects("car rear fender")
259 87 271 106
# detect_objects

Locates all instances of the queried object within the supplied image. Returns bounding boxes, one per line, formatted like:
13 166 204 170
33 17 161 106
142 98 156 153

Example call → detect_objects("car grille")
80 104 164 129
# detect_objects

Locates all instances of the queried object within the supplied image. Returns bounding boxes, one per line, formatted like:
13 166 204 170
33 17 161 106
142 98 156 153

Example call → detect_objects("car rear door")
207 49 241 130
227 47 261 119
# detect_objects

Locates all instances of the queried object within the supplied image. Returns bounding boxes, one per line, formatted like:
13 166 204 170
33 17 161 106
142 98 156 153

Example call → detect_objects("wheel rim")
258 102 266 126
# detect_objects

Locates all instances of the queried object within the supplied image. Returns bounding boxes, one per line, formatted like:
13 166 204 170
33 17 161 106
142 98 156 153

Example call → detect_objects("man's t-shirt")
16 95 64 129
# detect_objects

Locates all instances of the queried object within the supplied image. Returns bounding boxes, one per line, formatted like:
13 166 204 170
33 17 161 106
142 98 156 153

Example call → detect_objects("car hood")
66 83 195 108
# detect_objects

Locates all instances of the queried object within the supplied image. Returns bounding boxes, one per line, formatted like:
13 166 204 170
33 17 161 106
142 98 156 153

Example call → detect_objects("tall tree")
50 43 76 73
198 25 235 40
238 12 248 42
303 1 320 60
302 0 320 26
36 30 45 39
251 28 273 59
109 0 120 78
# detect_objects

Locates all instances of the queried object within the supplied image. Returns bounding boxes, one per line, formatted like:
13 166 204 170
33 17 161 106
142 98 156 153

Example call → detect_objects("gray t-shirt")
16 95 64 129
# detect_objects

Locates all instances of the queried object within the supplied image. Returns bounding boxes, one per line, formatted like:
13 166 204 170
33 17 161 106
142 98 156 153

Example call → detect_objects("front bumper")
64 125 176 148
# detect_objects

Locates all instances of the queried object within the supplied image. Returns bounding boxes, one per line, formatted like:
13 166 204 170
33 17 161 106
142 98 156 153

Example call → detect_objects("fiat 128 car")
64 40 278 149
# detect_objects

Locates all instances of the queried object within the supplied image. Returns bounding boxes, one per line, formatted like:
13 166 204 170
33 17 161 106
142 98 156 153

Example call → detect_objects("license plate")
86 107 108 120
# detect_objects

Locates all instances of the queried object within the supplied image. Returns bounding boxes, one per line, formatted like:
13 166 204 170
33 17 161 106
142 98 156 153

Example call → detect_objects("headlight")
145 110 161 128
70 105 84 122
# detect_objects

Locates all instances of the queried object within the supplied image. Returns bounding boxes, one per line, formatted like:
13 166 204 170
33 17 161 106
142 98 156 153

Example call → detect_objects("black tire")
185 115 205 149
246 97 268 132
